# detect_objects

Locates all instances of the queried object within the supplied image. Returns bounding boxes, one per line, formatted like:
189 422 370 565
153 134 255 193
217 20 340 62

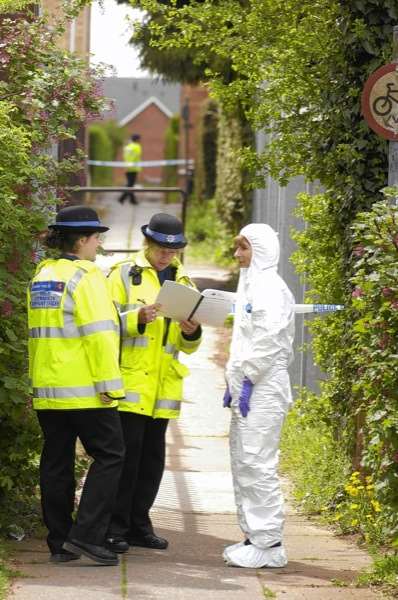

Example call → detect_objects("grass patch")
280 391 398 594
262 585 276 598
357 553 398 590
280 397 349 514
0 541 16 600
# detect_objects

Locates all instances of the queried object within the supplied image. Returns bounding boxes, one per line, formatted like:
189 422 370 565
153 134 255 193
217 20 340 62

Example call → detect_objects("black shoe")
63 538 119 566
50 550 81 563
129 199 138 205
129 533 168 550
105 537 129 554
118 197 125 204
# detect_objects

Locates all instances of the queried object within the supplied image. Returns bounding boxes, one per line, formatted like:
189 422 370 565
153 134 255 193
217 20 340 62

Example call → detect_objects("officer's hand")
138 303 160 324
100 393 114 404
180 319 200 335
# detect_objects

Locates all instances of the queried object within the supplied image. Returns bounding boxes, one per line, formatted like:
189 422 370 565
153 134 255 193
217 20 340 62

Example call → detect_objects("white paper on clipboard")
155 281 236 326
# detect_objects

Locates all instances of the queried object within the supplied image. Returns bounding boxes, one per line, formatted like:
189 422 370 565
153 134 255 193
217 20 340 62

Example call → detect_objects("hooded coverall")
225 224 295 567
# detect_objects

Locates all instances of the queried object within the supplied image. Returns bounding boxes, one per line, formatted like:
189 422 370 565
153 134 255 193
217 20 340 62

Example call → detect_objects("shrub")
195 99 218 201
0 7 107 523
185 197 232 265
88 123 113 186
162 114 180 203
280 390 350 514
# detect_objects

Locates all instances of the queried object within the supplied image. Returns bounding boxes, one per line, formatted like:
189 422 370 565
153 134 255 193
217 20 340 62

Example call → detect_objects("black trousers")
37 408 125 554
108 412 169 539
119 171 137 204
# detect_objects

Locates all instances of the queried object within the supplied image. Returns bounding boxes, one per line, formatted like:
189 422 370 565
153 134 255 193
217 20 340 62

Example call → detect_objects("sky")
90 0 149 77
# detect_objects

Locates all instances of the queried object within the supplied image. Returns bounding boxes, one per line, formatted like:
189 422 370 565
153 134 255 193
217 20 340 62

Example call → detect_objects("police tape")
87 159 194 168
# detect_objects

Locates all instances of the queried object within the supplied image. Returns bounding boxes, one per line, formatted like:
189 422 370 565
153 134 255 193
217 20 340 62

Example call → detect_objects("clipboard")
155 281 235 327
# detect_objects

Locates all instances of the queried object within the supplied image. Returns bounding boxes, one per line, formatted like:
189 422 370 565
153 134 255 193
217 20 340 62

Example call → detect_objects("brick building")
42 0 91 185
42 0 90 56
103 78 180 185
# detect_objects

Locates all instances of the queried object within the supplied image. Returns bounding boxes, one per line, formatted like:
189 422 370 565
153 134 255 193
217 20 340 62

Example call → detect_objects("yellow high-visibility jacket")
28 258 124 410
108 251 201 419
123 142 142 173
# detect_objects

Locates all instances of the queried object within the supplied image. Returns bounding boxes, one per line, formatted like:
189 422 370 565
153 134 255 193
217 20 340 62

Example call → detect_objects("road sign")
361 62 398 140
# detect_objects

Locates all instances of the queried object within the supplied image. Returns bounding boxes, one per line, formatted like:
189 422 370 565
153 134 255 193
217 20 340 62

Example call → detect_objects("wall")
252 131 321 396
114 103 171 186
41 0 90 55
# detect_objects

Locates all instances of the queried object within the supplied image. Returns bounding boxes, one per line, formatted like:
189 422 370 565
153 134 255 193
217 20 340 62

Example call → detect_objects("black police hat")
48 205 109 233
141 213 187 249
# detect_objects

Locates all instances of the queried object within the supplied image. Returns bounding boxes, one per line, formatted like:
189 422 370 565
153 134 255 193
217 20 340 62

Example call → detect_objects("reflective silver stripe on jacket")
33 378 123 399
62 268 86 335
122 337 149 348
120 303 140 312
29 320 118 339
33 385 98 398
164 343 179 359
124 392 140 403
119 306 141 336
94 378 123 393
155 399 181 410
121 263 132 300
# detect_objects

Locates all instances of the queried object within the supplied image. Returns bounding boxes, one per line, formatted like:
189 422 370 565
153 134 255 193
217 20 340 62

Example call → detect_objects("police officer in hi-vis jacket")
27 205 125 566
105 213 201 554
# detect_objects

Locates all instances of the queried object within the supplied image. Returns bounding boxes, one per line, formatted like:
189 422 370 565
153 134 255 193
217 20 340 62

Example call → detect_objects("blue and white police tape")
87 159 194 168
294 304 345 314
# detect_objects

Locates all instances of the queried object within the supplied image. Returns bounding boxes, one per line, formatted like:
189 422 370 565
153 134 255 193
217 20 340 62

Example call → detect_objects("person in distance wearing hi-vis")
222 223 295 569
118 133 142 206
27 205 125 566
105 213 202 554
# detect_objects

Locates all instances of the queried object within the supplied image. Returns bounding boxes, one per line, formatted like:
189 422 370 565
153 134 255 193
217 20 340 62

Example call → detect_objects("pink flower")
1 300 13 317
353 244 365 257
391 300 398 310
6 253 20 274
378 333 390 350
352 287 364 298
393 452 398 464
382 287 393 297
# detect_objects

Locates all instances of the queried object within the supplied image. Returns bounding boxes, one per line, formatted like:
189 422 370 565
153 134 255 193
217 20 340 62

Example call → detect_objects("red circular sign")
361 63 398 140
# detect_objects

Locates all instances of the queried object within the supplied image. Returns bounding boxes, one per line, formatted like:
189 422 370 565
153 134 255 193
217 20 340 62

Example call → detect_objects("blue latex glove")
238 377 253 417
223 385 232 408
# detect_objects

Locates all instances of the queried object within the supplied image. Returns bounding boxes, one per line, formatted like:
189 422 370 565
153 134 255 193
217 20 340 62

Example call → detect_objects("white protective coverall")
223 223 295 568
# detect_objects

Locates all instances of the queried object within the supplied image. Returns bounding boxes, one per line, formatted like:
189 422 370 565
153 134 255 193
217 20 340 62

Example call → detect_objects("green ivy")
350 199 398 526
194 99 218 201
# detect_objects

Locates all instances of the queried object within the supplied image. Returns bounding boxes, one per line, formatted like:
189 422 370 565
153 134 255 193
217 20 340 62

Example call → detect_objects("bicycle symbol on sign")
372 82 398 116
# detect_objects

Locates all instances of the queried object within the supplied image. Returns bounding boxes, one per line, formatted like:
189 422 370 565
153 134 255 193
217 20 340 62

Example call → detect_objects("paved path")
7 196 385 599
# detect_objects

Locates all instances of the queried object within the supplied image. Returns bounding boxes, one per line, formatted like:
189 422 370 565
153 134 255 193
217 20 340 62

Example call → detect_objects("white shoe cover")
222 541 245 562
224 543 287 568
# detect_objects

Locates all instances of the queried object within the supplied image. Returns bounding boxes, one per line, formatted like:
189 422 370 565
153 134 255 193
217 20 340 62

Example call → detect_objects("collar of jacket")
134 249 187 278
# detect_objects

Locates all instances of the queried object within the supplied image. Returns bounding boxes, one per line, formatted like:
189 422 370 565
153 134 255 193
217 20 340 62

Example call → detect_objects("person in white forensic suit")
222 223 295 569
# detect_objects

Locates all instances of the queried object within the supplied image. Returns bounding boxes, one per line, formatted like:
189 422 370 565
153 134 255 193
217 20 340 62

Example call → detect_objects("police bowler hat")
141 213 187 249
48 205 109 233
